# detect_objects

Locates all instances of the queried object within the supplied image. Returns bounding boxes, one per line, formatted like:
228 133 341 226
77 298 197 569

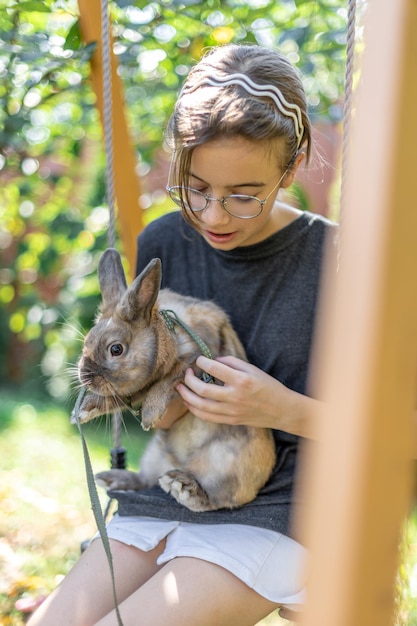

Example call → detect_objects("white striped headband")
181 72 304 149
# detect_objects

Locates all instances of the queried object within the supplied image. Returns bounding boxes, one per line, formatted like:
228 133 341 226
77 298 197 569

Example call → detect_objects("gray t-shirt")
112 209 337 538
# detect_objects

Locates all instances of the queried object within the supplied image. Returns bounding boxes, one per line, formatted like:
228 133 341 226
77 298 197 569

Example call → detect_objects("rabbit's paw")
141 387 176 430
159 470 212 512
140 415 159 431
141 408 165 431
70 392 115 424
95 469 145 491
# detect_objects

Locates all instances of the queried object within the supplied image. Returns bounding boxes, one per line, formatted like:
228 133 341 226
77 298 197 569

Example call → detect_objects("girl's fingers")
195 355 251 384
214 355 253 372
176 382 226 417
182 368 226 400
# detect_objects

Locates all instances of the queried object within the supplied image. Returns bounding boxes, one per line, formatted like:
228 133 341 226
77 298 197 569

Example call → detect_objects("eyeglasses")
166 170 288 219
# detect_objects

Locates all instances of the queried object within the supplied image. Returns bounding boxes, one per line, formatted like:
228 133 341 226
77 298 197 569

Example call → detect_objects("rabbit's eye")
109 343 124 357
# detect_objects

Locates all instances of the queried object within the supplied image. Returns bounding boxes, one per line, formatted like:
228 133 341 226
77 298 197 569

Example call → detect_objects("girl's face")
187 136 297 250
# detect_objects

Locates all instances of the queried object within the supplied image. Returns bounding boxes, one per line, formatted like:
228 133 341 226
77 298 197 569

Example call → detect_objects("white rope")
336 0 357 272
340 0 357 219
100 0 117 252
80 10 124 614
100 0 122 451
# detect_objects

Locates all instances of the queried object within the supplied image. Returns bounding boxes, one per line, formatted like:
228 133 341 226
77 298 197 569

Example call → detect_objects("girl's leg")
26 537 167 626
95 556 280 626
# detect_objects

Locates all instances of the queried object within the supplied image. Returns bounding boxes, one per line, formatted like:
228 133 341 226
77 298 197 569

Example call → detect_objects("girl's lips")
204 230 237 244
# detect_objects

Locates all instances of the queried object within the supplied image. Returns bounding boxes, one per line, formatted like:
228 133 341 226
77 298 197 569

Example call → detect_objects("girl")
29 43 336 626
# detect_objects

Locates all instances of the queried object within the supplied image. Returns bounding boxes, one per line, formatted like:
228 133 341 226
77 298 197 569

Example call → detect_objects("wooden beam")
77 0 143 276
297 1 417 625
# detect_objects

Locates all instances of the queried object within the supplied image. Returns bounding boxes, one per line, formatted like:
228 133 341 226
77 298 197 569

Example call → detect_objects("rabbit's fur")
73 248 276 512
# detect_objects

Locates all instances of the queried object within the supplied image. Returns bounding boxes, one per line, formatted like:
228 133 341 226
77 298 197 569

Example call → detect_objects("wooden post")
297 1 417 625
77 0 143 276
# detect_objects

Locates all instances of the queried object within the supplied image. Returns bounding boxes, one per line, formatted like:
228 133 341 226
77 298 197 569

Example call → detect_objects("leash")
159 309 215 383
71 309 214 626
73 386 124 626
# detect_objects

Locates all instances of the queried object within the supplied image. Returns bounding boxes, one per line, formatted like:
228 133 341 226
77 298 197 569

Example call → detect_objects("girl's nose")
199 198 231 227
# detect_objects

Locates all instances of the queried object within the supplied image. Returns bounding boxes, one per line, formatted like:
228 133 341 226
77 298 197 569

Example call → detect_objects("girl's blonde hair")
166 44 311 189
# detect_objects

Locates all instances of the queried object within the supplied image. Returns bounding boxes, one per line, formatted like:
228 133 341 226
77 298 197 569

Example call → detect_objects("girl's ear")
281 151 305 189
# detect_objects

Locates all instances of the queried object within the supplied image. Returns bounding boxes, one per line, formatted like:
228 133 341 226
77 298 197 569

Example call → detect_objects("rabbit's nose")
79 370 93 386
78 357 97 385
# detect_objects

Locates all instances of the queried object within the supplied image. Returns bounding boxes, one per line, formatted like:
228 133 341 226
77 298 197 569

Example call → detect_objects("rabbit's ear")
120 258 162 322
98 248 128 309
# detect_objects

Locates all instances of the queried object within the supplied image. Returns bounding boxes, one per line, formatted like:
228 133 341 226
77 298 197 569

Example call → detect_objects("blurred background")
0 0 351 403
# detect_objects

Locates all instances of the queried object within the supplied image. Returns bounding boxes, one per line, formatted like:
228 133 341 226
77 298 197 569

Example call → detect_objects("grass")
0 388 150 625
0 388 416 625
397 512 417 626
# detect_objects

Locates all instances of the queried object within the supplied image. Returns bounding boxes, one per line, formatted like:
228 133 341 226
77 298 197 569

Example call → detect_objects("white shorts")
97 515 307 610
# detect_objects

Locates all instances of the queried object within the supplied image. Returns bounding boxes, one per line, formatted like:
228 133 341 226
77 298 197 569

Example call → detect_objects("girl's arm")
176 355 321 439
153 395 189 429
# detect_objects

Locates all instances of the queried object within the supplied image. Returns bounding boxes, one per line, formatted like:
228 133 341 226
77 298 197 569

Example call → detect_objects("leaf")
17 1 51 12
64 20 81 51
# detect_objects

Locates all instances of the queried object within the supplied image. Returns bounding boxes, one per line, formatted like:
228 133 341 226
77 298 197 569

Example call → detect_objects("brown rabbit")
73 248 276 512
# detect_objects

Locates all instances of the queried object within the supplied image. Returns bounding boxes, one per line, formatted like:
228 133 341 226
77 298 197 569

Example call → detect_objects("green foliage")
395 505 417 626
0 1 95 161
0 0 106 397
0 0 350 399
110 0 347 164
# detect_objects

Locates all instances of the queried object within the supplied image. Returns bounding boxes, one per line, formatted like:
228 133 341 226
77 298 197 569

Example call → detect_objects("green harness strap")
73 387 124 626
72 309 216 626
159 309 215 384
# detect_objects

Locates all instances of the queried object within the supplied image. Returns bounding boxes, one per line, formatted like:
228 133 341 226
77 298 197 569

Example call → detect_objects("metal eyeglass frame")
166 169 288 220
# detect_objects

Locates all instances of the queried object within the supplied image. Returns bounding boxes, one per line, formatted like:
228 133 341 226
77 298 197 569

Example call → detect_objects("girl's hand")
176 355 319 438
176 355 287 429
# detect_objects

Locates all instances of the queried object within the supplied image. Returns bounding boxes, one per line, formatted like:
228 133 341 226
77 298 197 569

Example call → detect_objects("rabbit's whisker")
60 317 87 341
109 389 142 422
